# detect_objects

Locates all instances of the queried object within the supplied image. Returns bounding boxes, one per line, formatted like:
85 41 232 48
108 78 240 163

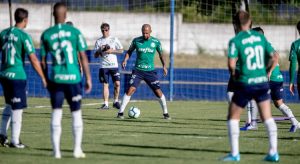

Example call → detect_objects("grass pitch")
0 97 299 164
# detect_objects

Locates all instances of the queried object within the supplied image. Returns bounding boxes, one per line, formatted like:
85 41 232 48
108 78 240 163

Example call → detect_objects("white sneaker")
74 151 86 158
53 151 61 159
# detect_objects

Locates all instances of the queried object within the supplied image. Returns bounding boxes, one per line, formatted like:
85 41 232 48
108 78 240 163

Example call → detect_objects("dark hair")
53 2 66 18
252 27 264 34
14 8 28 23
66 21 73 26
100 23 110 30
233 10 250 29
297 21 300 32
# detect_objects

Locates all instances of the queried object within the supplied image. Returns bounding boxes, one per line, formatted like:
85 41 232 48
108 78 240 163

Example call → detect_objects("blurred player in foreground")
94 23 123 110
0 8 47 148
116 24 170 119
40 2 92 159
221 10 279 162
289 21 300 100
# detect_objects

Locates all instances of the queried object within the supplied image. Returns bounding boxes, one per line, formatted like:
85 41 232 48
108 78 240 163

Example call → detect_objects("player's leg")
255 84 279 162
111 69 121 109
0 79 12 146
144 70 170 119
9 80 27 148
65 83 85 158
271 81 299 132
240 100 258 131
49 83 64 158
99 68 109 109
117 70 141 118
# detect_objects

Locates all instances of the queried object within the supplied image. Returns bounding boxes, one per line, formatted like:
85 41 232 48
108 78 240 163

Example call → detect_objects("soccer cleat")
220 153 240 162
0 134 9 147
117 112 124 119
240 123 257 131
98 104 109 110
163 113 171 120
289 123 300 133
74 151 86 158
264 153 279 162
53 152 61 159
9 142 26 149
113 102 121 109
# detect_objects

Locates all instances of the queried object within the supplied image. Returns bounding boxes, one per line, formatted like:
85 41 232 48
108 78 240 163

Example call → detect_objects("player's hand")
163 66 168 76
289 83 295 96
122 61 127 69
42 78 47 88
85 79 92 93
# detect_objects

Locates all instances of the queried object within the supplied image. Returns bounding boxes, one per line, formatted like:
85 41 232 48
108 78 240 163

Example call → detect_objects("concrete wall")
0 3 298 56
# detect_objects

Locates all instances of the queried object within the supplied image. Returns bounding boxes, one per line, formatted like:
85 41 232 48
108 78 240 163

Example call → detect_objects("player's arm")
29 53 47 87
266 51 279 80
227 40 238 78
289 43 297 95
122 40 135 69
79 51 92 93
158 50 167 76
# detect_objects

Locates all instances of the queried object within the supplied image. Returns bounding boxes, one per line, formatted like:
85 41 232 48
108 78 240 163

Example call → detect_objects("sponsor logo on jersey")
151 42 155 48
11 97 21 103
5 72 16 78
242 36 261 45
50 30 71 40
248 76 268 84
138 47 154 53
54 74 77 81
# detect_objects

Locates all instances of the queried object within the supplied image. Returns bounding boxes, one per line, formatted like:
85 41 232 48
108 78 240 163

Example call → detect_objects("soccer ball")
128 106 140 118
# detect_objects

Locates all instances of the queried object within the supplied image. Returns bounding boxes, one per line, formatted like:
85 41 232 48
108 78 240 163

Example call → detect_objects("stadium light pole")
169 0 175 101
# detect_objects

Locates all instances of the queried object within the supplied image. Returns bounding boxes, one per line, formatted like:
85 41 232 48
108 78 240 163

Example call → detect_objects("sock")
0 104 12 136
114 99 118 103
11 109 23 145
119 94 131 113
51 109 62 156
104 101 109 106
72 110 83 154
278 104 298 125
158 94 168 114
250 100 258 126
227 119 240 156
264 118 278 155
246 102 252 124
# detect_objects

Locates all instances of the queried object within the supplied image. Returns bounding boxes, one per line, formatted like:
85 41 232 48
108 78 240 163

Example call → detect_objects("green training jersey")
128 36 162 71
0 27 35 80
289 39 300 84
228 30 275 85
270 64 283 82
40 23 87 84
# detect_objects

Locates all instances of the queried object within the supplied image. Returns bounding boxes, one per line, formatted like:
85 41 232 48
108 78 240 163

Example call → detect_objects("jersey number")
245 46 264 70
52 40 73 64
2 42 16 65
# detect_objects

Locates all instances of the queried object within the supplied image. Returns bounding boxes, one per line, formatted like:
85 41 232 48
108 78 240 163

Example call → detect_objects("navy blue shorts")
227 76 236 92
129 69 160 91
0 78 27 110
269 81 284 101
232 82 270 108
99 68 120 83
297 83 300 100
47 82 82 111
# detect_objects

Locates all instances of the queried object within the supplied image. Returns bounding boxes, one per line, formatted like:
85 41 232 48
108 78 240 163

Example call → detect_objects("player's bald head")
53 2 67 23
141 24 152 40
142 24 151 31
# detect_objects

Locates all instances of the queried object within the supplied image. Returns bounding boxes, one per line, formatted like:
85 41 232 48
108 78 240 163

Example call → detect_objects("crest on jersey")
151 42 155 48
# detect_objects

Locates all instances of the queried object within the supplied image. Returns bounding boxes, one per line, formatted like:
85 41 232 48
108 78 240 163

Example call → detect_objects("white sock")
227 119 239 156
250 100 258 126
0 104 12 136
119 94 131 113
11 109 23 145
278 104 298 125
51 109 62 157
264 118 278 155
158 94 168 114
72 110 83 154
114 99 118 103
246 102 252 123
104 101 109 106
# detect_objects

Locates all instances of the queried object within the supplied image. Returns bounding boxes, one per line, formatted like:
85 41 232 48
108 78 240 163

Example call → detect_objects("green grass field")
0 97 299 164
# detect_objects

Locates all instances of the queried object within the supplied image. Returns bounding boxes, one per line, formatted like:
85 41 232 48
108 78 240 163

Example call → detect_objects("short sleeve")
40 34 47 57
227 40 237 58
24 34 35 55
77 31 87 52
114 37 123 50
156 40 163 53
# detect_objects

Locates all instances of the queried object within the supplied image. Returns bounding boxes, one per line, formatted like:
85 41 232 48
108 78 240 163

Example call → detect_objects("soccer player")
0 8 47 148
116 24 170 119
94 23 123 110
221 10 279 162
240 27 300 132
40 2 92 159
289 21 300 100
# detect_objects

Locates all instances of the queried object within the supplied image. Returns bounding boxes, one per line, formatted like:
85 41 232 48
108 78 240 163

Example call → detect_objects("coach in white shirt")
94 23 123 110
